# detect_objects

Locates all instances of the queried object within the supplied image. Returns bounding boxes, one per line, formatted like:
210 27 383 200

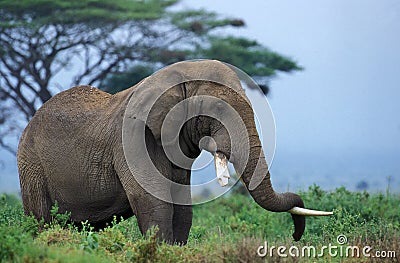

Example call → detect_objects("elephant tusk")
288 207 333 216
214 152 230 187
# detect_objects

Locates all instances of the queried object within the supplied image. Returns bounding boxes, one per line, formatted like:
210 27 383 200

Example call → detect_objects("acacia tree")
102 14 302 94
0 0 301 154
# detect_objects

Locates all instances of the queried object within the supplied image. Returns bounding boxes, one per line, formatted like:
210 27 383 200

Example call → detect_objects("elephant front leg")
114 145 175 243
171 169 192 245
135 196 174 244
172 204 192 245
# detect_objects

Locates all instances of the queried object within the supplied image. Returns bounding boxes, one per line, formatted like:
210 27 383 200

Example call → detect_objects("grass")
0 185 399 262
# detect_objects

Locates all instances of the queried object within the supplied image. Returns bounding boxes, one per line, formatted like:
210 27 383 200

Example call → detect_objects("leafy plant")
79 221 99 251
50 200 71 228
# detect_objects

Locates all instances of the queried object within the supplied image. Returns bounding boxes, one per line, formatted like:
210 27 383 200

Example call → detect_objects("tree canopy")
0 0 302 153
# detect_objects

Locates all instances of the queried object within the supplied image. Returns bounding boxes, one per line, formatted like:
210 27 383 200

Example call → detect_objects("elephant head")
122 60 332 241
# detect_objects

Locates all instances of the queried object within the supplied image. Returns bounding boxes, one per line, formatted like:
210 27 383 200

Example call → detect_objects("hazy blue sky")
181 0 400 154
1 0 399 192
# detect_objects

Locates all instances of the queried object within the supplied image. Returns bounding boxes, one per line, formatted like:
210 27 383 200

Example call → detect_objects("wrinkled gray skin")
18 60 305 245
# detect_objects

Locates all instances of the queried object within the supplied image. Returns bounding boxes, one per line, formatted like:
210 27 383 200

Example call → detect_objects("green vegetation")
0 186 398 262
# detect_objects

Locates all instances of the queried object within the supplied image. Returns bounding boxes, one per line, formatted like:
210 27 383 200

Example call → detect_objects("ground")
0 185 399 262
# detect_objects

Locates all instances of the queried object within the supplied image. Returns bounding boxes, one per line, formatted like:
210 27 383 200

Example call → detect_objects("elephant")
17 60 331 245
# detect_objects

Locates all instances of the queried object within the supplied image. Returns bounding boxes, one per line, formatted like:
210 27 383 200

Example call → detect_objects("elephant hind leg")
19 160 52 222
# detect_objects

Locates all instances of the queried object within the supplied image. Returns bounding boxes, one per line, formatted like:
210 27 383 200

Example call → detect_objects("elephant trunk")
208 104 333 240
232 133 306 241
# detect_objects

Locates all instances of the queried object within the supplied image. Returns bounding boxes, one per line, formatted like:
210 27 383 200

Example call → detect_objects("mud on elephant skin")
17 60 332 244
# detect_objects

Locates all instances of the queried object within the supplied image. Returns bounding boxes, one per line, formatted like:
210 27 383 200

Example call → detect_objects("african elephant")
17 60 331 245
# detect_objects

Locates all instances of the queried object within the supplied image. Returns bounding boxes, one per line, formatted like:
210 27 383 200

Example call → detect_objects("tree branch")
0 139 16 155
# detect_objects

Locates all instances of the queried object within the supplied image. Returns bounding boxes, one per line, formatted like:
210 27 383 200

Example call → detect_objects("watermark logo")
257 234 396 259
336 234 347 245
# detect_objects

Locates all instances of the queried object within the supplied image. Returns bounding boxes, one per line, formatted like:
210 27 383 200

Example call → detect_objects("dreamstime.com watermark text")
257 235 396 259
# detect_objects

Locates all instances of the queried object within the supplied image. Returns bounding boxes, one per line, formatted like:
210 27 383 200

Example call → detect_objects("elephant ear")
121 60 246 204
123 60 245 142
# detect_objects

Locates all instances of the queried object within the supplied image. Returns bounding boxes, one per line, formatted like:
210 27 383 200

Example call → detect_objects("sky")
179 0 400 154
181 0 400 192
1 0 400 192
